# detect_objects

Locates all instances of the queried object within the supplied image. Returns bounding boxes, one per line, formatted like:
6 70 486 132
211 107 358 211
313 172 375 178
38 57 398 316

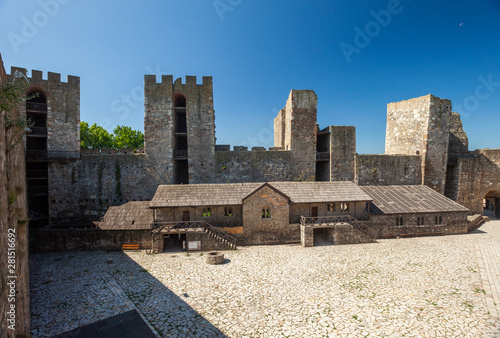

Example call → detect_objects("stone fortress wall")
0 57 31 337
7 67 500 223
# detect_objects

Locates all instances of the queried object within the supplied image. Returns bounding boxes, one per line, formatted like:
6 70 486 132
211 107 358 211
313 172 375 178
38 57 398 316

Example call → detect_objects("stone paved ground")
30 221 500 337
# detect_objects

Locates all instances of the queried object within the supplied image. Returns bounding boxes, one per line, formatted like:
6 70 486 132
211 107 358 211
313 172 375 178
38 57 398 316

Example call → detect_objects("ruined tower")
274 90 317 180
144 75 216 184
385 94 451 193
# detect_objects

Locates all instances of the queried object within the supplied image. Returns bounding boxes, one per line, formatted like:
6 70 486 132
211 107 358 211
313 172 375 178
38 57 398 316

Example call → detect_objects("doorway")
311 207 318 218
183 211 190 222
313 228 333 246
484 191 500 219
163 234 186 252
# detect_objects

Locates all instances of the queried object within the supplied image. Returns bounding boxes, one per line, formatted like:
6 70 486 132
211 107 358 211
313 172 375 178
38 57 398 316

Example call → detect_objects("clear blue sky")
1 0 499 153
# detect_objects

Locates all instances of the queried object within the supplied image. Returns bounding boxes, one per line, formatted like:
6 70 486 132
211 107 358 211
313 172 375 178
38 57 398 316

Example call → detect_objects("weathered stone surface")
386 94 451 193
356 154 421 186
0 54 30 338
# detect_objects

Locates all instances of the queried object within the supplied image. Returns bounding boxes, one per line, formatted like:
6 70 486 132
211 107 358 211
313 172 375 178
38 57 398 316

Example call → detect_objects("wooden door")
183 211 190 221
311 207 318 218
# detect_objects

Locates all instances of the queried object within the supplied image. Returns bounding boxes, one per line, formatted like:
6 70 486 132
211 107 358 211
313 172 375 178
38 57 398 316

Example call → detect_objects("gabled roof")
150 181 372 208
270 181 372 203
360 185 469 215
150 183 263 208
99 201 153 230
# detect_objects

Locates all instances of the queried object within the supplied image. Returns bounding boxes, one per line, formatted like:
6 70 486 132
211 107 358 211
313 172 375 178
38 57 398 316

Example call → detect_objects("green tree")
80 122 114 148
80 122 144 149
112 125 144 149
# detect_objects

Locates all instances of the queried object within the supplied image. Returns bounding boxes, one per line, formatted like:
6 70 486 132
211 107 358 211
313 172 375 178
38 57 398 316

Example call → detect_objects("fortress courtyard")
29 221 500 337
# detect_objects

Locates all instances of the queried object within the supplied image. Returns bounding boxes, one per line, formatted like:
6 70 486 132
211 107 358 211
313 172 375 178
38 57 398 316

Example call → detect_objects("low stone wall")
36 228 152 252
370 212 468 238
187 232 236 251
300 224 374 247
333 224 375 245
467 214 484 232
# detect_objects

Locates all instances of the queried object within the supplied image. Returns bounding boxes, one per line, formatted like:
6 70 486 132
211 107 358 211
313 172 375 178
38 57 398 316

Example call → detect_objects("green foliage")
80 122 144 150
0 75 29 112
113 125 144 149
80 122 114 149
8 191 17 205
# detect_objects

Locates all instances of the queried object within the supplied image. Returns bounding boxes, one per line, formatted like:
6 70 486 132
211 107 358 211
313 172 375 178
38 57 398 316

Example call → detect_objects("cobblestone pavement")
30 221 500 337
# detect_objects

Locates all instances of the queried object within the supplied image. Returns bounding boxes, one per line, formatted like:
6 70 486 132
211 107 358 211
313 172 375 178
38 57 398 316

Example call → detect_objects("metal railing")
26 150 48 159
300 215 377 240
26 102 47 111
28 186 48 195
151 220 237 249
316 152 330 160
173 150 188 159
26 170 48 179
28 127 47 135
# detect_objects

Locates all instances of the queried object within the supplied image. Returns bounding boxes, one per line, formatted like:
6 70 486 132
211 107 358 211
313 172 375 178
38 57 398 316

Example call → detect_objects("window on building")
327 203 335 212
434 216 443 225
224 207 232 217
340 203 349 212
202 207 211 217
417 216 424 225
396 217 404 226
262 208 271 219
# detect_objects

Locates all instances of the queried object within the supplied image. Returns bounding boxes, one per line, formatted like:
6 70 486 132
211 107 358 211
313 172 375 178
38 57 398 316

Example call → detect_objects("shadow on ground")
30 250 228 337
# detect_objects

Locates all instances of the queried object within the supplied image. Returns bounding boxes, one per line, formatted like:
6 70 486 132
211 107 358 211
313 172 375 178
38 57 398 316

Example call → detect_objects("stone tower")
144 75 215 184
8 67 80 227
274 90 317 180
385 94 451 193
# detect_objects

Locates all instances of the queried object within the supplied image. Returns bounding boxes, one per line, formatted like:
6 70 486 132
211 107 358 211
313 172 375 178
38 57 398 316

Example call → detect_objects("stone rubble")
30 221 500 337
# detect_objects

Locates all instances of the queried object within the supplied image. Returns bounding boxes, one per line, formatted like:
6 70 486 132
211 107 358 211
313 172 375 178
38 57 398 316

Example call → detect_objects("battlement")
81 148 145 156
144 74 212 87
9 67 80 86
215 145 288 152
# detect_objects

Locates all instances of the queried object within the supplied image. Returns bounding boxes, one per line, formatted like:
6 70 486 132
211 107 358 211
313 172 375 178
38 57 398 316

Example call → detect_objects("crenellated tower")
144 75 215 184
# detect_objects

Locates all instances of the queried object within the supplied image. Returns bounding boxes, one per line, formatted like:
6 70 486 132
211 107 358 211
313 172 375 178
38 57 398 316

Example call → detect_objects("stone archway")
484 190 500 219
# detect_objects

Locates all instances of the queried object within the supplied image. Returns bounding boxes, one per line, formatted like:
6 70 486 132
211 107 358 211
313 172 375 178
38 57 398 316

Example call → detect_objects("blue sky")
0 0 499 154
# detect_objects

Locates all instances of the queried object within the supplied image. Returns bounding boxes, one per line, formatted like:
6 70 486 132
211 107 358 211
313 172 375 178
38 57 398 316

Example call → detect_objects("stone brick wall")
300 224 374 247
144 75 175 184
9 67 80 157
369 211 468 238
274 108 285 148
386 94 451 193
448 112 469 155
0 55 30 337
454 149 500 214
290 202 369 222
329 126 356 181
36 228 152 252
242 185 299 245
214 150 291 183
355 154 421 186
155 205 242 225
49 152 156 222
